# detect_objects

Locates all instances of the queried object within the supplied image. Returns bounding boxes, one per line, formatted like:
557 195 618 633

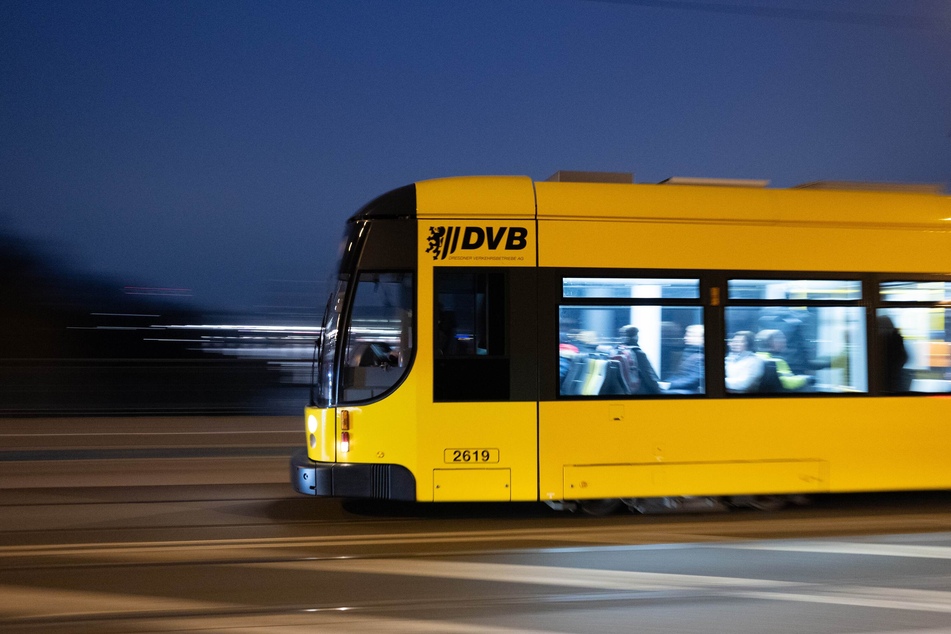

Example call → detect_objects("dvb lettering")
426 226 529 260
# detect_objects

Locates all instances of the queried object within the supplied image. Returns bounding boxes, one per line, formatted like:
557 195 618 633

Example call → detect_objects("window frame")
433 267 513 403
540 268 951 402
723 273 868 397
873 273 951 395
555 270 709 400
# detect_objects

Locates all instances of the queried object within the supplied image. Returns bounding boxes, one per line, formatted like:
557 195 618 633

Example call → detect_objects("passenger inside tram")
724 330 765 393
878 315 910 392
618 325 662 394
663 324 705 394
754 329 813 392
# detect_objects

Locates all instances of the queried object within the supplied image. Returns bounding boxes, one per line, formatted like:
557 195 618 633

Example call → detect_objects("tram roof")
356 175 950 228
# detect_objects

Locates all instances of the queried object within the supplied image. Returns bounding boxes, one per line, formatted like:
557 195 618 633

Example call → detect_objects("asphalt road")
2 416 951 633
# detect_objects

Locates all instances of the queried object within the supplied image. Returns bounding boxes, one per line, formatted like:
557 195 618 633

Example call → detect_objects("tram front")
290 185 418 500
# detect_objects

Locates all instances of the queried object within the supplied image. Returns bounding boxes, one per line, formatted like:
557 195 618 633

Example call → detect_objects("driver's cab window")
340 271 413 403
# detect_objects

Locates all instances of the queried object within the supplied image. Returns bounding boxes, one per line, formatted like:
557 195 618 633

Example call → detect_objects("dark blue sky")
2 1 949 314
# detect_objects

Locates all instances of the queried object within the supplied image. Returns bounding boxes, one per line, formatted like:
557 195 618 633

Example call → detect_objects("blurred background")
2 0 949 416
0 231 318 414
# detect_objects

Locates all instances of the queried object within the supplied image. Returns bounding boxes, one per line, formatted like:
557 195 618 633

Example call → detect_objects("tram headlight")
340 431 350 453
307 414 318 434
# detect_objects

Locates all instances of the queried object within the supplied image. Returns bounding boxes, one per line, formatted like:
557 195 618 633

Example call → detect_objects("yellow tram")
291 172 951 513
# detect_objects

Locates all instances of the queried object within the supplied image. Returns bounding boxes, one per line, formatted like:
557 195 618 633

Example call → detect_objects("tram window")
435 271 505 357
728 279 861 301
563 277 699 299
877 307 951 393
433 270 509 401
724 306 867 394
559 305 704 396
880 281 951 303
340 272 413 403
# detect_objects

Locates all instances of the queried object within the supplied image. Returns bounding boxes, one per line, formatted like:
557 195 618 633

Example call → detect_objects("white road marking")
725 541 951 560
741 586 951 614
258 558 795 592
260 557 951 616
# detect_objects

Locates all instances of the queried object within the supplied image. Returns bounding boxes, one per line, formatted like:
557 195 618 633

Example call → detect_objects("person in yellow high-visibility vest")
755 329 812 391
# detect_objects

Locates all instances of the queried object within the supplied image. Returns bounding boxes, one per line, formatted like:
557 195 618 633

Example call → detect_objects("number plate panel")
444 448 500 464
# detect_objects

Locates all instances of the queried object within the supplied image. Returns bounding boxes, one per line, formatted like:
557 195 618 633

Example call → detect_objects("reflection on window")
315 283 344 407
728 279 861 301
877 308 951 393
880 281 951 303
563 278 699 299
340 272 413 403
559 305 704 396
724 306 867 394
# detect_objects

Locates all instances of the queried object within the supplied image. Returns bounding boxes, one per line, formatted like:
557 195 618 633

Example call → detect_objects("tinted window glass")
434 270 509 402
436 271 505 357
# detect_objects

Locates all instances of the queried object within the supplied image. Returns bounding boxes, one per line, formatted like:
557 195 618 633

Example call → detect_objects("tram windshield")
312 221 414 407
339 271 413 403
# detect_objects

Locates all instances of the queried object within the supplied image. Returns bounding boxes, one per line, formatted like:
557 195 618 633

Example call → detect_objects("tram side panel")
536 209 951 502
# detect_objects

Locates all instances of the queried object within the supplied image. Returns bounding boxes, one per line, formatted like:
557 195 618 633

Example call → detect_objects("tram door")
420 268 538 502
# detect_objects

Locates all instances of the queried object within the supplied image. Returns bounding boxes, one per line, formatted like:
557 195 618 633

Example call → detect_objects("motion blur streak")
0 585 233 622
1 234 319 416
739 588 951 615
261 558 795 591
725 541 951 559
262 558 951 614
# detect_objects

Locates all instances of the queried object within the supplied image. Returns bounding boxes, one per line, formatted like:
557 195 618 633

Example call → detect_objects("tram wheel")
578 498 622 516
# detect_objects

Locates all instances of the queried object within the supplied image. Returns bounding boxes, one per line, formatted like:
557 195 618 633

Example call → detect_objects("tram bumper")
290 448 416 501
290 448 330 496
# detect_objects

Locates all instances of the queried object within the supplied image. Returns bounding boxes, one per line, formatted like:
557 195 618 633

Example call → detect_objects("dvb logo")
426 226 528 261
